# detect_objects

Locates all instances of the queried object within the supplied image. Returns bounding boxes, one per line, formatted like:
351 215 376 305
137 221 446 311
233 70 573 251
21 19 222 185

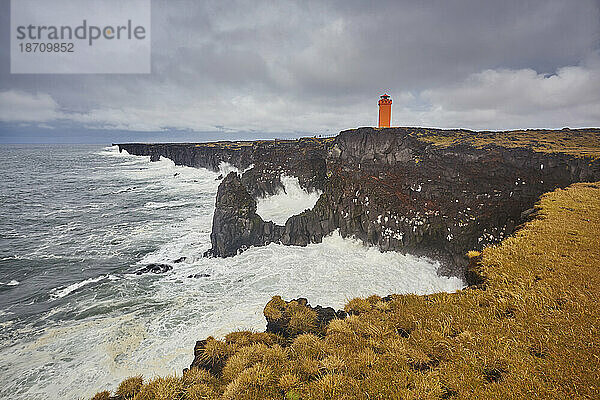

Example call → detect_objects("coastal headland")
117 127 600 277
102 127 600 399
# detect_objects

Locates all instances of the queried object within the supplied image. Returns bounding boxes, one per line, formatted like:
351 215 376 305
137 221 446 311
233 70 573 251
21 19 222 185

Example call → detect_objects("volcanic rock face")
117 142 254 171
118 138 330 197
118 128 600 276
278 128 600 275
206 172 284 257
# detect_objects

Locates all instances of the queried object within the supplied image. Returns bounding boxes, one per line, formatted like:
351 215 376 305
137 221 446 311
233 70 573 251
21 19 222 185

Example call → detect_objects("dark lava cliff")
117 127 600 278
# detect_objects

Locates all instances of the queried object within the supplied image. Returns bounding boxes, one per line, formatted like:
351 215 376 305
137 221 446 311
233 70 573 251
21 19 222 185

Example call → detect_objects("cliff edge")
121 128 600 277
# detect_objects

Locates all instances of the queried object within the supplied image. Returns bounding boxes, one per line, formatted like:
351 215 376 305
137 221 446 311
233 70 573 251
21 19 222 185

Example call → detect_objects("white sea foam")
217 161 240 177
2 230 464 399
143 200 194 209
50 275 108 299
256 175 322 225
96 146 132 158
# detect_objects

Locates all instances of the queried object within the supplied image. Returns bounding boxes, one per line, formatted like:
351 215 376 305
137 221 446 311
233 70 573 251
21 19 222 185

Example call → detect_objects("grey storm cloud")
0 0 599 135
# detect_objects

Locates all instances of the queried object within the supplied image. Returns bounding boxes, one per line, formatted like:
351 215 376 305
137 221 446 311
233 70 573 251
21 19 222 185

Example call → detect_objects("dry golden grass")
197 336 233 367
224 331 282 347
115 376 143 399
185 383 215 400
96 181 600 399
182 368 216 387
415 128 600 159
467 250 481 259
90 391 110 400
132 376 185 400
264 296 321 336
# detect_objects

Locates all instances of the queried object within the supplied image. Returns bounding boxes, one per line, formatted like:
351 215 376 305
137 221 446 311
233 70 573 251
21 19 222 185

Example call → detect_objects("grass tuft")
185 383 215 400
222 363 277 400
263 295 287 320
182 368 216 387
467 250 481 258
90 391 110 400
344 297 372 315
288 306 317 335
115 375 143 399
199 336 233 365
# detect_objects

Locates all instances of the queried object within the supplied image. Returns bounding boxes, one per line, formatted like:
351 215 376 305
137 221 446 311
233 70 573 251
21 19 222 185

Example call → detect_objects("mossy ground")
95 181 600 399
414 128 600 159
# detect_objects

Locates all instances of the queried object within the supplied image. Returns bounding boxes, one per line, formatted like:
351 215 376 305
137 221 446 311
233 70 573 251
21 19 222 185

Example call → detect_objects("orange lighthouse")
378 94 392 128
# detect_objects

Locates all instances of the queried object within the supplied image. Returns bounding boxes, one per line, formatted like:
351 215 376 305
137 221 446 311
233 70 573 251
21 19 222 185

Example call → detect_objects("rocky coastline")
117 127 600 278
102 127 600 399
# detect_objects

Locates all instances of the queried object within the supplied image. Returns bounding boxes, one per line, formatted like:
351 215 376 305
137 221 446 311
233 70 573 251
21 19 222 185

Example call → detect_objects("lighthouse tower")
378 94 392 128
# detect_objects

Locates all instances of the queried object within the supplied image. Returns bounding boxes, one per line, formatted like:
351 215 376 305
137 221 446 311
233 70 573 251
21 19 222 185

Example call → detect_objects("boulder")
135 263 172 275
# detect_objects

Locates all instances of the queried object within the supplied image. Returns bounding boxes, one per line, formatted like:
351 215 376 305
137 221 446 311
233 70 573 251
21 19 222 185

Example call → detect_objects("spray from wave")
256 175 322 225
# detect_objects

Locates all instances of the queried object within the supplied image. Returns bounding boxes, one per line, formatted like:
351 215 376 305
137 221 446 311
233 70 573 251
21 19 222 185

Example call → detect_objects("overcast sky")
1 0 599 143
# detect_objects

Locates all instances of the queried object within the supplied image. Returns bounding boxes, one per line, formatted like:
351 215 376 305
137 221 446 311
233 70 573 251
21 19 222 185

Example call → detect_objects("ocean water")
256 175 322 225
0 144 464 399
